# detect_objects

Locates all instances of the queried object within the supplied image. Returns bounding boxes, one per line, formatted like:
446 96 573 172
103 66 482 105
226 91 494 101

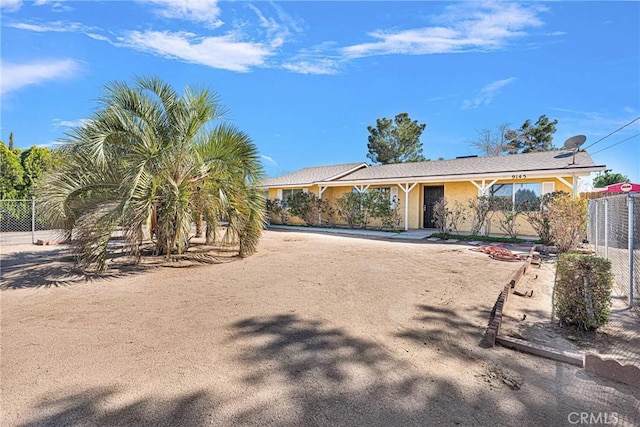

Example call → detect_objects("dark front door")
423 186 444 228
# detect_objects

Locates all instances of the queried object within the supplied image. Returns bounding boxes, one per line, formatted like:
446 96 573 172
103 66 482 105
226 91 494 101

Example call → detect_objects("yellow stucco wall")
439 177 574 237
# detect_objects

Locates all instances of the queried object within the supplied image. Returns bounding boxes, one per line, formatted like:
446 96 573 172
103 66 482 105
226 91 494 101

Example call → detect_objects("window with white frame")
488 182 551 210
371 187 391 199
279 188 305 207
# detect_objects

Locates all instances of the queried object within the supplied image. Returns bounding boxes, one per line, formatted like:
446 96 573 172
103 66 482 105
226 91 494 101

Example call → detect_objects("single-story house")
260 150 606 237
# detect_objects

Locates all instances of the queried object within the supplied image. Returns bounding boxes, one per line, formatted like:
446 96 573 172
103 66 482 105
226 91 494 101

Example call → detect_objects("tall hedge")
554 254 613 330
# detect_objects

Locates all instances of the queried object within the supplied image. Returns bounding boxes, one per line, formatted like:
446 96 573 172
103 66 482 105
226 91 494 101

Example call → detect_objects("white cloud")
0 59 81 94
260 155 277 166
85 32 111 42
342 2 545 59
246 3 302 49
3 0 73 12
141 0 223 28
0 0 22 12
52 118 88 128
7 21 86 32
461 77 516 110
120 30 274 72
281 41 344 75
282 59 341 75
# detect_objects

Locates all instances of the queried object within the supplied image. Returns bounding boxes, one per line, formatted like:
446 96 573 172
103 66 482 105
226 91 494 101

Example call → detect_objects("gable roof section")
260 162 367 188
328 151 604 184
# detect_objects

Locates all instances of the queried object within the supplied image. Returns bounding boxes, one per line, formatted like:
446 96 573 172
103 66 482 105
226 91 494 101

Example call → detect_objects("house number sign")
511 174 527 180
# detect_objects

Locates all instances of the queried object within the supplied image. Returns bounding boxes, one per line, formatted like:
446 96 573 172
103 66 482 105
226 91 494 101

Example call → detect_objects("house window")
514 183 541 205
371 187 391 200
488 182 542 210
489 183 513 204
281 189 304 207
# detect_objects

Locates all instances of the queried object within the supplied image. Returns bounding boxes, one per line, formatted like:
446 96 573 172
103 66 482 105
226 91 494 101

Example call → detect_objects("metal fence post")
594 201 599 252
31 197 36 244
628 194 635 308
604 198 608 258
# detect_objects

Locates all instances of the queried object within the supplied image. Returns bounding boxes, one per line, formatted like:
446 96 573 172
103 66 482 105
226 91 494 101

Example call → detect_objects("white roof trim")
323 162 368 181
317 166 606 187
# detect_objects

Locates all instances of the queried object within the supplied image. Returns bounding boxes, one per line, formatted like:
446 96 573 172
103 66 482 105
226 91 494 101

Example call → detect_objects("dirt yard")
1 230 638 426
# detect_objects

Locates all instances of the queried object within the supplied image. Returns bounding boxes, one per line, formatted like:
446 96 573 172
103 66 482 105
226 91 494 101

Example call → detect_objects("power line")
590 132 640 155
583 116 640 150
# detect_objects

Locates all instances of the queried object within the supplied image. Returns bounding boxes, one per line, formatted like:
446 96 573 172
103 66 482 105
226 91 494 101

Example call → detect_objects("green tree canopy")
366 112 427 164
38 76 265 271
505 115 558 154
0 141 25 199
20 146 56 196
593 171 629 188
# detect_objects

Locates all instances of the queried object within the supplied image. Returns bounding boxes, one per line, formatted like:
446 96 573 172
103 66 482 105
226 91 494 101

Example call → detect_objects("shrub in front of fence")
554 254 613 330
548 193 588 253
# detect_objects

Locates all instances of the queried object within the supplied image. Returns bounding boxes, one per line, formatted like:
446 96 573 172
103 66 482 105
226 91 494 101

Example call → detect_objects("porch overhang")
315 166 604 188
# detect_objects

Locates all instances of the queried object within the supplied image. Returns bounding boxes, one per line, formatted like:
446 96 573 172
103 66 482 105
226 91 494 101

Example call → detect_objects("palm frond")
37 76 265 271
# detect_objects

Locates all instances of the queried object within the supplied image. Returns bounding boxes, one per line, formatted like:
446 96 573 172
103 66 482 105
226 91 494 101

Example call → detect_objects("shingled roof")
329 151 604 183
260 162 367 187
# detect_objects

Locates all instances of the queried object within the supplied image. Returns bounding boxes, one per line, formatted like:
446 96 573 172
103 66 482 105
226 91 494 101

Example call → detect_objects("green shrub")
468 196 495 235
286 191 333 226
336 192 364 228
493 196 524 239
521 191 566 243
266 199 289 225
548 193 588 253
554 254 613 330
364 191 401 230
336 191 401 230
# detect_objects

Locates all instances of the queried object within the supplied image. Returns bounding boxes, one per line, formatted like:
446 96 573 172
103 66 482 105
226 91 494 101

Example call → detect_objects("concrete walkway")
266 225 436 240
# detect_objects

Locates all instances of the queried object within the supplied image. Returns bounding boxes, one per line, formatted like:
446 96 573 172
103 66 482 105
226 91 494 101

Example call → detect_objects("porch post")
318 186 327 226
399 183 417 231
470 179 498 235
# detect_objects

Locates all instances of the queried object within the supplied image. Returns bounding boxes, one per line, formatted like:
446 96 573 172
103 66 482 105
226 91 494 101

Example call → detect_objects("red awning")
600 182 640 193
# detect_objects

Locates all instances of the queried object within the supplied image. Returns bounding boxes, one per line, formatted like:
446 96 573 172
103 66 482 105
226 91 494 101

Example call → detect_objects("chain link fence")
588 193 639 309
0 199 63 246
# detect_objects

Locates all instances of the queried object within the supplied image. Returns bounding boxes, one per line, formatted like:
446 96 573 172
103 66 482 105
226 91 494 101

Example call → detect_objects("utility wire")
583 116 640 150
590 132 640 155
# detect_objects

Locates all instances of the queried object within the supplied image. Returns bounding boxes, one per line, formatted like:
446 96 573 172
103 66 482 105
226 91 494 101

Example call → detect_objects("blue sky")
1 1 639 187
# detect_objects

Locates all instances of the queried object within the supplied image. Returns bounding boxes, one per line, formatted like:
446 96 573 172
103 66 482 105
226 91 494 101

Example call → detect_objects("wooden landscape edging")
481 247 640 387
481 247 535 348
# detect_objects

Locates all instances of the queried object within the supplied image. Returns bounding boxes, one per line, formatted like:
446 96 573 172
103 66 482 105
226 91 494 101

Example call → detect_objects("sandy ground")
1 230 638 426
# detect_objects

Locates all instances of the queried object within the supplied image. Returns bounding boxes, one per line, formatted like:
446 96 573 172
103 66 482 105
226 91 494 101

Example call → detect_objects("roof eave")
323 162 368 182
319 165 607 187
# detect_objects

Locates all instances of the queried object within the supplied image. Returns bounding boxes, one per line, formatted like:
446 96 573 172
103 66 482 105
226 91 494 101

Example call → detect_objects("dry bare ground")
1 230 638 426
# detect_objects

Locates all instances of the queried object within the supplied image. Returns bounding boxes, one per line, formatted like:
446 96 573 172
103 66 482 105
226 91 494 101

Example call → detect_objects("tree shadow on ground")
0 243 237 290
228 313 640 426
394 304 492 361
12 313 640 426
14 387 218 427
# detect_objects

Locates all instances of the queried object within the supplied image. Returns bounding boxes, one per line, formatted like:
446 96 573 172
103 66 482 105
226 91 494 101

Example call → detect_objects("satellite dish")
563 135 586 150
562 134 587 165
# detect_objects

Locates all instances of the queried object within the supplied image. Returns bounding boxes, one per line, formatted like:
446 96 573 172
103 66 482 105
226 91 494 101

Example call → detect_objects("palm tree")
38 76 265 272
